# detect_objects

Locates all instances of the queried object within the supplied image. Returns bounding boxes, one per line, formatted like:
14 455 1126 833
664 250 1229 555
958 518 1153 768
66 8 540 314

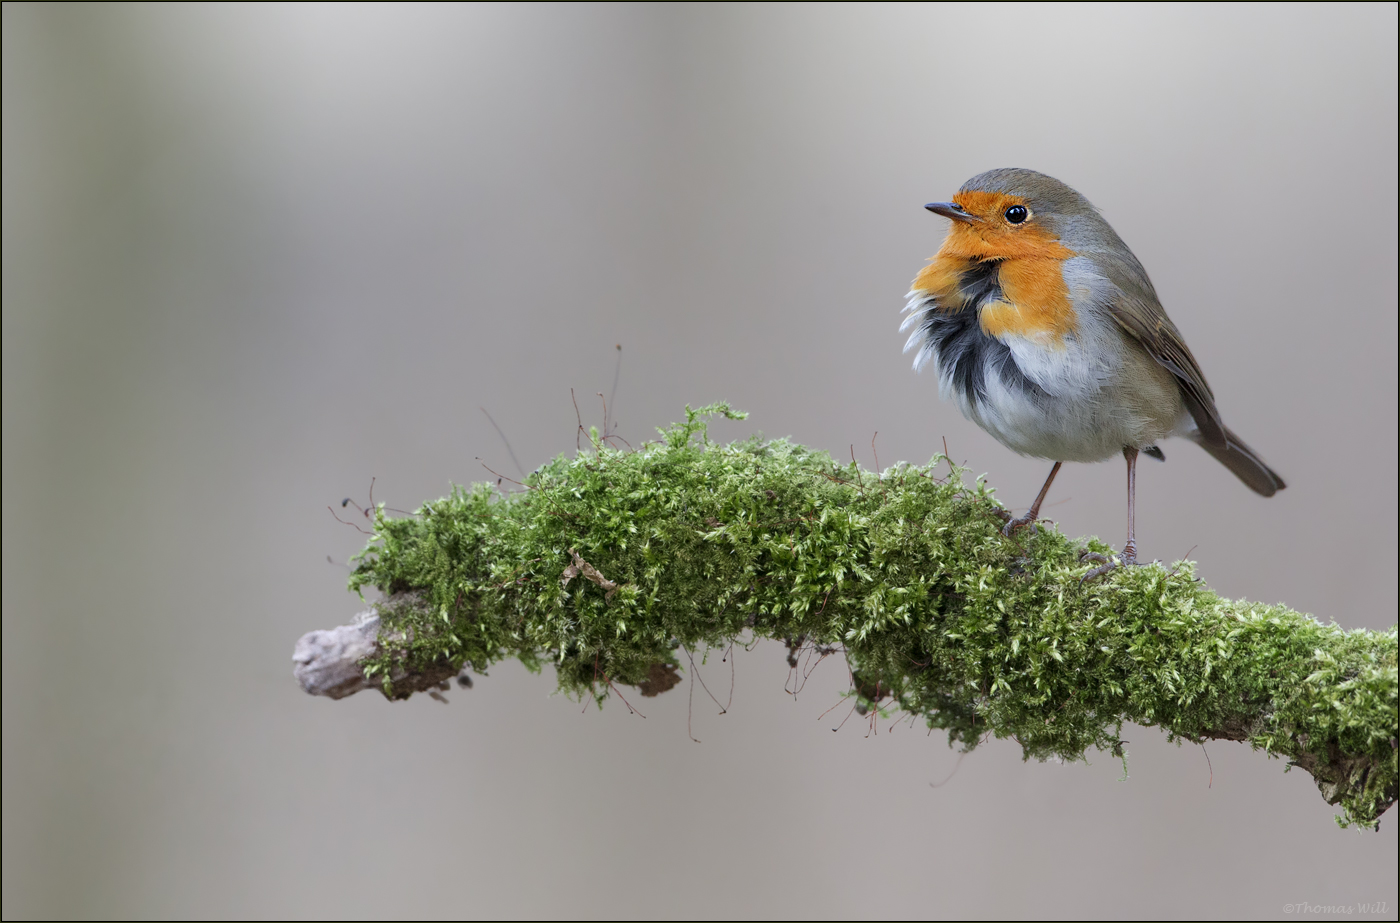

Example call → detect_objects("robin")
902 168 1284 577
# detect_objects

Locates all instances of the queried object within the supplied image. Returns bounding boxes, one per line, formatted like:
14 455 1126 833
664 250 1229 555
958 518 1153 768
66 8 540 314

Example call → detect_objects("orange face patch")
911 191 1078 343
937 191 1075 262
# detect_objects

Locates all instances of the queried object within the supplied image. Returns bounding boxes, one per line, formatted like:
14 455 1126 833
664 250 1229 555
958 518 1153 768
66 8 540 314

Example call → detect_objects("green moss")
349 405 1398 829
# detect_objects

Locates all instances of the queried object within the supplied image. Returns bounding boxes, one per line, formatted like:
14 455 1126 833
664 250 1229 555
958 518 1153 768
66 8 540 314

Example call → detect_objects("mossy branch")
293 404 1398 829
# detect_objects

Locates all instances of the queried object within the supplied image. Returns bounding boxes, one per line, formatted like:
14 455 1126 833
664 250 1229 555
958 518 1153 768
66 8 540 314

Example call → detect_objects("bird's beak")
925 201 978 223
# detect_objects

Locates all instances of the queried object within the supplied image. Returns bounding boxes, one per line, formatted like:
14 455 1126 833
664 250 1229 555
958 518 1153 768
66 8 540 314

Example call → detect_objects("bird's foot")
1000 511 1040 538
1079 547 1140 583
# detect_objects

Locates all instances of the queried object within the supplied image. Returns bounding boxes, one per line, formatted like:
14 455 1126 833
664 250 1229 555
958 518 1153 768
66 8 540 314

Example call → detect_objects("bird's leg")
1082 448 1140 580
1123 446 1139 565
1000 461 1062 537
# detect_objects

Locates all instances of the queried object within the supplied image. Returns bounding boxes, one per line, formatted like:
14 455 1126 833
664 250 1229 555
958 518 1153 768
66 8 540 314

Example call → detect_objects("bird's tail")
1193 426 1286 496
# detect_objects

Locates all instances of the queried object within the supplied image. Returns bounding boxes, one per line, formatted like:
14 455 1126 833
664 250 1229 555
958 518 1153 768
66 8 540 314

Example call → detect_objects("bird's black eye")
1004 205 1028 224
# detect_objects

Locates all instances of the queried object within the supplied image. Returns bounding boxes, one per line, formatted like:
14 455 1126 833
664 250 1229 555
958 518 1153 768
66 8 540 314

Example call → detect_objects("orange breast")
910 255 965 303
979 258 1077 344
911 211 1078 345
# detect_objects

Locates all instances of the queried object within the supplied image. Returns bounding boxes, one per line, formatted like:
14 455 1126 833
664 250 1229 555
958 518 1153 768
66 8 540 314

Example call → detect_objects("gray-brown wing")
1099 254 1228 450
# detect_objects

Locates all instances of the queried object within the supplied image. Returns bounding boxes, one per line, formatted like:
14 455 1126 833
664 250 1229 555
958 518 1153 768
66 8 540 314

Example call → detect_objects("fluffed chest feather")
902 255 1181 461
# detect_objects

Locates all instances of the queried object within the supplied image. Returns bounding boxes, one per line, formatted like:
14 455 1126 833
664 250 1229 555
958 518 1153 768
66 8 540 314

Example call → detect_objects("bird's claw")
1000 513 1039 538
1079 551 1117 582
1079 548 1141 583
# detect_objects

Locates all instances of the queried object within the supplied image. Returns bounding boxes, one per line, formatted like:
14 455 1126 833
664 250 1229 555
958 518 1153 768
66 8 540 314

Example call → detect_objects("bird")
901 168 1284 578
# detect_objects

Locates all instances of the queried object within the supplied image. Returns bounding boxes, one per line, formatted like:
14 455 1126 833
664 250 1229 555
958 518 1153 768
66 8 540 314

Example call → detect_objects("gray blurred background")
4 4 1396 919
